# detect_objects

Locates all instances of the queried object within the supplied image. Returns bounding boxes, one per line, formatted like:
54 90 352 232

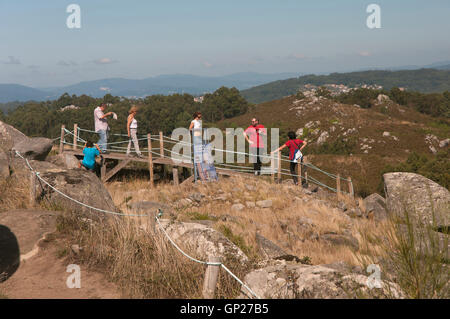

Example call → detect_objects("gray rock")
231 203 245 211
439 138 450 148
317 131 329 145
189 192 204 203
256 200 273 208
245 201 256 208
363 193 388 221
13 137 53 161
256 233 288 260
10 158 117 220
384 172 449 228
129 201 173 217
0 120 27 152
297 217 315 228
239 263 404 299
146 220 249 264
321 233 359 251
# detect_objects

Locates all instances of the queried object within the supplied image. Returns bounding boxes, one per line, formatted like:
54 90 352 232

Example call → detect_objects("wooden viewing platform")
58 124 354 199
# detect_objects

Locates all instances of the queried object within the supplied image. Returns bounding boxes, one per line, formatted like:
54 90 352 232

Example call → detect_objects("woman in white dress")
126 105 143 158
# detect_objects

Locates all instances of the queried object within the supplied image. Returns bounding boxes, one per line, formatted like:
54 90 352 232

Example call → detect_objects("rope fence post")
73 123 78 150
29 171 36 207
147 133 154 188
173 167 179 186
59 124 65 154
202 256 221 299
336 173 341 200
159 131 164 158
348 177 354 199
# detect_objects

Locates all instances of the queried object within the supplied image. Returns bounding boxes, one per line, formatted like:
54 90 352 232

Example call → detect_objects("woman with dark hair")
271 131 307 185
78 140 101 171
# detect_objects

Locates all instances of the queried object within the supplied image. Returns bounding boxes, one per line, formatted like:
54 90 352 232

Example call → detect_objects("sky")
1 0 449 87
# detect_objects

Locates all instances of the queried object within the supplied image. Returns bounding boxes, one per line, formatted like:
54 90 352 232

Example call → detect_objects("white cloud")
99 87 111 91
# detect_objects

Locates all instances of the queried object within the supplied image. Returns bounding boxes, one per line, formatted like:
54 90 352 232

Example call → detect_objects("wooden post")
336 174 341 199
348 177 354 199
172 168 179 186
297 162 302 186
147 134 154 188
202 256 221 299
271 153 275 182
305 170 308 186
59 124 65 154
159 131 164 158
73 123 78 150
277 152 281 183
29 171 36 207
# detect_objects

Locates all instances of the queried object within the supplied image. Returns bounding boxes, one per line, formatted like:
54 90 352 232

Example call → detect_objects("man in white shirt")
94 103 113 153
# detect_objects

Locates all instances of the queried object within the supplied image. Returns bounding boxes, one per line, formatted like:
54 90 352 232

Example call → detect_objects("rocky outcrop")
239 262 404 299
13 137 53 161
383 172 449 228
255 233 289 260
144 220 249 264
48 153 81 169
128 201 174 217
10 158 117 219
0 120 52 161
363 193 388 221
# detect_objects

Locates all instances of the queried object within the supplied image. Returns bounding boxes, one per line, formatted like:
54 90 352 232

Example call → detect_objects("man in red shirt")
244 118 267 175
271 131 307 185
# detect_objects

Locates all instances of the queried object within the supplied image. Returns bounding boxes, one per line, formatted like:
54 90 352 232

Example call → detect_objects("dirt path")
0 244 120 299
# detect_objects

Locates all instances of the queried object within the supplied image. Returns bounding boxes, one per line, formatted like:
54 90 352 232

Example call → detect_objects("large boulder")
143 220 249 264
383 172 449 228
0 120 52 161
47 153 81 169
239 263 404 299
13 137 53 161
363 193 388 221
0 120 27 152
10 158 117 219
256 233 288 260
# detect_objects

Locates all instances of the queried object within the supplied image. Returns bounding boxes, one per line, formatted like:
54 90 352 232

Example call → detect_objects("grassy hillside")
241 69 450 103
219 94 450 196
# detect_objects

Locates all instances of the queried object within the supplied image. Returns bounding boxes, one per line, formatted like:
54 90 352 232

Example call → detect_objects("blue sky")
1 0 449 87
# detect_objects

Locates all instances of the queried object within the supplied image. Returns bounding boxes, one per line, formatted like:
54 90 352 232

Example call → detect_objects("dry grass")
106 175 379 266
56 211 250 299
0 176 30 212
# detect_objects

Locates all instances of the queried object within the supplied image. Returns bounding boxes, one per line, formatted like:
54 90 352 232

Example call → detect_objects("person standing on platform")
94 103 113 154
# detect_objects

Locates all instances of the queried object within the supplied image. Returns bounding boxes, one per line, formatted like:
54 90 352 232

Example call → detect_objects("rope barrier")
15 149 259 299
63 126 353 193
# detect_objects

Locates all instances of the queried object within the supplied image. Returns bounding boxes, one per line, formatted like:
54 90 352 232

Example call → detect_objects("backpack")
291 140 303 163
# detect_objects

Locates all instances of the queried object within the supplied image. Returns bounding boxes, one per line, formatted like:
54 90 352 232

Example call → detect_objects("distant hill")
0 84 50 103
241 69 450 104
0 72 301 103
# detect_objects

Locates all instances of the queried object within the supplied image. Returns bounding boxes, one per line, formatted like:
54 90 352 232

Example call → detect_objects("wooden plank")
73 123 78 150
159 131 164 158
297 162 302 186
172 168 179 186
147 134 154 188
29 171 36 207
348 177 354 199
102 159 131 182
59 125 65 154
181 175 194 185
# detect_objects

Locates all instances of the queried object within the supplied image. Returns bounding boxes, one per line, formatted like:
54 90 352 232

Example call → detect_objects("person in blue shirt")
78 140 101 171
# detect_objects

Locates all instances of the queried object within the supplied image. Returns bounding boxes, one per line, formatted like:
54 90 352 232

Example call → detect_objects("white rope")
154 214 260 299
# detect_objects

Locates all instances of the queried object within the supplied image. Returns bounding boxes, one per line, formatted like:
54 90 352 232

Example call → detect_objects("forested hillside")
241 69 450 103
